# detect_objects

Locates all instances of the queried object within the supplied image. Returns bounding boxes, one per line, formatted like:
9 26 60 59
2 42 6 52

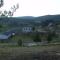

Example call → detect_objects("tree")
18 39 22 46
47 33 52 43
33 32 41 42
32 27 35 32
0 3 19 17
45 22 57 43
0 0 3 8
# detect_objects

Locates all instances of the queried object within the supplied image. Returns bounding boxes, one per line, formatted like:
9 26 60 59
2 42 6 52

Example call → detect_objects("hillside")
0 15 60 24
0 15 60 31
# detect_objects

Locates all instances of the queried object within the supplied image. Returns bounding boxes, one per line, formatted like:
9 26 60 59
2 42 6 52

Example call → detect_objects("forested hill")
35 15 60 22
0 15 60 25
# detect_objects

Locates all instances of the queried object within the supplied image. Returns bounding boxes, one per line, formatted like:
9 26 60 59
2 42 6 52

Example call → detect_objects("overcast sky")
1 0 60 17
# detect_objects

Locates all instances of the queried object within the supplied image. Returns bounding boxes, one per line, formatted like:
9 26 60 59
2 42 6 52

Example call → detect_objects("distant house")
0 34 10 40
4 31 16 36
22 26 32 33
0 31 16 42
0 34 11 42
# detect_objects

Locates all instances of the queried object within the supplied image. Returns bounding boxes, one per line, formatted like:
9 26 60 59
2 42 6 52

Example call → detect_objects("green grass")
0 44 60 60
11 34 33 42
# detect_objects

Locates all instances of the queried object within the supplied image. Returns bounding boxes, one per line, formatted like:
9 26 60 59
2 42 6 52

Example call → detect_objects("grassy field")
0 26 60 60
11 34 33 42
0 44 60 60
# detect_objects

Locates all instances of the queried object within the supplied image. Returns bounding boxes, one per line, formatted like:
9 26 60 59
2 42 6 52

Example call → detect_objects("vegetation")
32 27 35 32
17 39 22 46
0 3 19 17
33 32 41 42
47 33 53 43
0 1 60 59
0 44 59 60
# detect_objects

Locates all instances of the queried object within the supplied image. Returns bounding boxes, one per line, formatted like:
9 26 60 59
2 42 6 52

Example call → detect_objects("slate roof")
0 30 16 40
0 34 10 40
3 30 16 36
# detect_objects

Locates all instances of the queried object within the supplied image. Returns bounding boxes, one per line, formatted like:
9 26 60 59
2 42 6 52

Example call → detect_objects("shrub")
17 39 22 46
47 33 52 43
33 32 41 42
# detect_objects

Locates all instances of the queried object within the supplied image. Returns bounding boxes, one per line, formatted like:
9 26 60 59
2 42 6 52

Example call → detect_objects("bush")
18 39 22 46
47 33 52 43
33 32 41 42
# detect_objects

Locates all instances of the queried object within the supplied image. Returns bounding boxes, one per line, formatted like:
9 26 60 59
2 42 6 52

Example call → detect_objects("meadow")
0 44 60 60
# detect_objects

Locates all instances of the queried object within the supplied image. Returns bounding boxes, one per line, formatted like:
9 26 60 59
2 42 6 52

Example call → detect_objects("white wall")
22 27 32 32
